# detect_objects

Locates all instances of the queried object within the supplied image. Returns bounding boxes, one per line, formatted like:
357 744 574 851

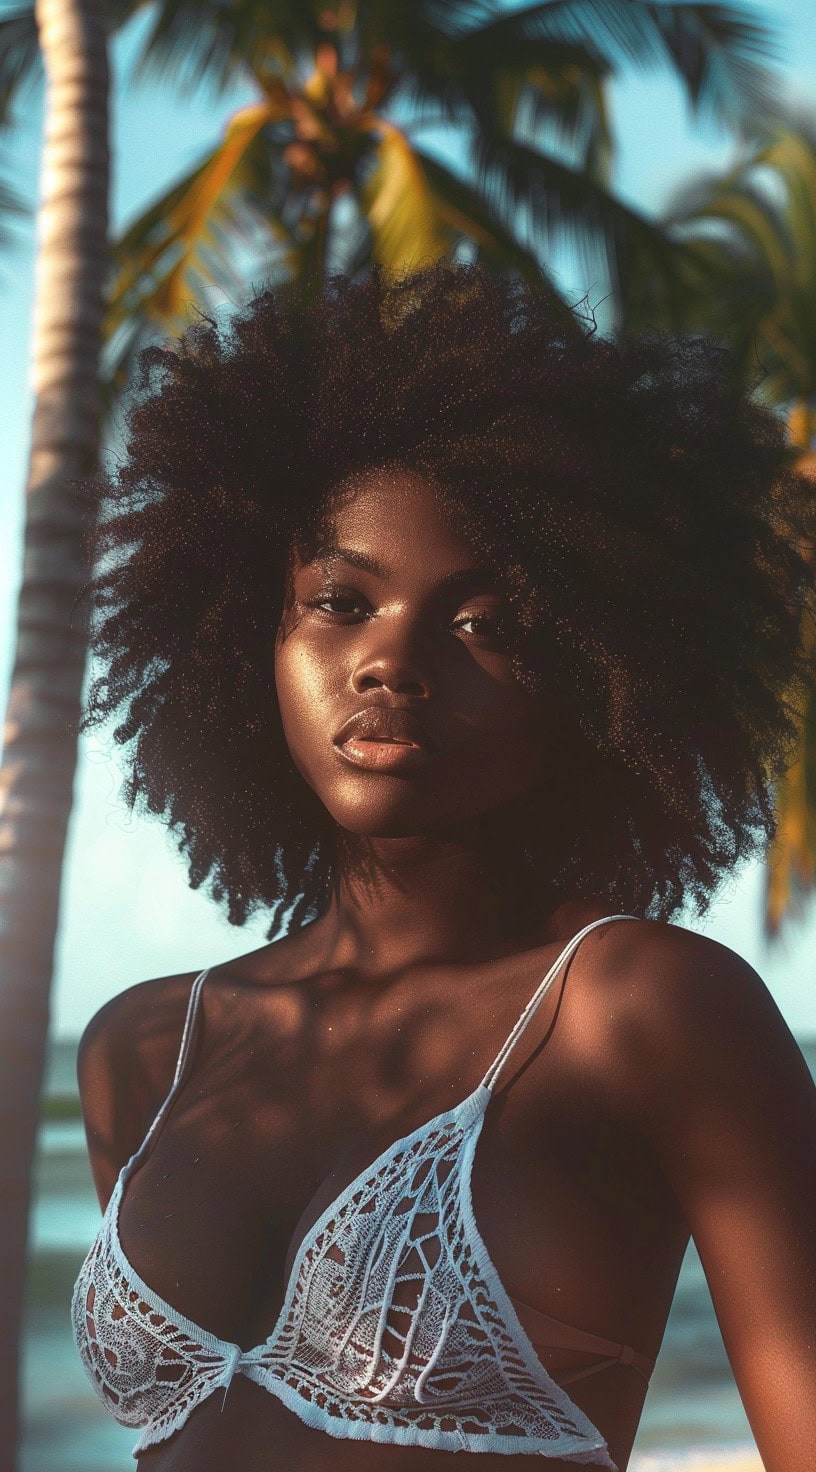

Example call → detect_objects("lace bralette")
72 913 649 1464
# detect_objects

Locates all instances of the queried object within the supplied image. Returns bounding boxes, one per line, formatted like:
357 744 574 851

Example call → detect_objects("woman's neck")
307 818 570 978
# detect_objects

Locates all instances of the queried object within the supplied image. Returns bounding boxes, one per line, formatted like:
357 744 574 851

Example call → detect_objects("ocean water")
23 1038 816 1471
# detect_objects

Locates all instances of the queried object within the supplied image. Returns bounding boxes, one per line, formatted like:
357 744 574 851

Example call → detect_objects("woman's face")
274 466 552 839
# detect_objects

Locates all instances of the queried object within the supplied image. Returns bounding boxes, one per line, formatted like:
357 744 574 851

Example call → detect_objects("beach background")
4 0 816 1468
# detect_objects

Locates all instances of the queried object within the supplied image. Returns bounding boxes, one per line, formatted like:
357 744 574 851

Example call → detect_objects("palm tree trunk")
0 1 109 1464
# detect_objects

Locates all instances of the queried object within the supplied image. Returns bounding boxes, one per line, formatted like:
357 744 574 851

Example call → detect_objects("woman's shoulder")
75 935 305 1205
77 969 202 1102
581 914 773 1042
76 970 204 1207
594 914 774 1029
76 928 305 1089
577 915 806 1128
74 944 310 1208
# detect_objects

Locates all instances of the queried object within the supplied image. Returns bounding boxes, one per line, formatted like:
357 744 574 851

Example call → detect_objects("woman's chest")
119 1062 671 1472
115 963 684 1365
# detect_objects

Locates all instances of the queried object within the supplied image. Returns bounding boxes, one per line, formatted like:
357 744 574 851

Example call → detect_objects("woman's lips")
336 737 436 771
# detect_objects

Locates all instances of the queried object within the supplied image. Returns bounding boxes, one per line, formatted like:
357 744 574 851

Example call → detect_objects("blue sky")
2 1 816 1038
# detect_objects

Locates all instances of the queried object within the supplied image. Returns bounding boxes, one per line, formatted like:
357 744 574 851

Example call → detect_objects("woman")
71 260 816 1471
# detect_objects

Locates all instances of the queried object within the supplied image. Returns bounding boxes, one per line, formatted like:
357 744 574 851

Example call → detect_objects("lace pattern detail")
244 1088 616 1464
70 1091 615 1463
70 1182 239 1453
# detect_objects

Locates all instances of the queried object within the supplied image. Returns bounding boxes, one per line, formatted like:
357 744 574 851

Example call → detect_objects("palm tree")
0 1 109 1465
619 116 816 938
97 0 782 391
0 0 776 387
0 1 785 1463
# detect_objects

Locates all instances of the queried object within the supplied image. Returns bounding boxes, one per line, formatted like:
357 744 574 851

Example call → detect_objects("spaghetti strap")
122 967 211 1180
479 914 638 1093
171 966 211 1089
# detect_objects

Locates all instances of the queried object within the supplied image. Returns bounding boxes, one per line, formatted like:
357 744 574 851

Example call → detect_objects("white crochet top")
72 913 639 1462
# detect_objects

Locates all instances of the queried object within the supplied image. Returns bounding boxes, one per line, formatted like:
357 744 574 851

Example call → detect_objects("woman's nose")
352 615 435 694
352 654 429 697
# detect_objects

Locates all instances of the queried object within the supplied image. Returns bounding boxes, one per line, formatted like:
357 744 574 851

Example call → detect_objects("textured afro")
77 258 816 940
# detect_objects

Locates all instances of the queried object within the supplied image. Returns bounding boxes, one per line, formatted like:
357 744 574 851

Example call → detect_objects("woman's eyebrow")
305 544 502 594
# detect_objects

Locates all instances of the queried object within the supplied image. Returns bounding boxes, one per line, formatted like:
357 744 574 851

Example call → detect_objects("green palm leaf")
418 0 779 131
413 142 587 334
499 0 779 127
105 98 299 391
673 179 793 290
357 117 450 271
0 5 39 125
657 124 816 395
641 121 816 936
106 0 311 90
468 129 691 314
395 27 613 173
95 0 785 401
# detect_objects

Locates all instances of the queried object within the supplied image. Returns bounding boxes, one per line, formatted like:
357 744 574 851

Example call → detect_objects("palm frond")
395 28 612 181
106 99 293 388
754 130 816 272
358 118 451 271
413 142 585 326
576 68 613 183
103 218 263 404
0 6 39 125
466 51 613 183
652 127 816 400
674 179 793 289
425 0 780 133
634 2 779 129
468 129 693 317
107 0 312 92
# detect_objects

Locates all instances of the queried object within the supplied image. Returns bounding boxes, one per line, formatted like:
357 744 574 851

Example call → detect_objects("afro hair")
76 258 816 941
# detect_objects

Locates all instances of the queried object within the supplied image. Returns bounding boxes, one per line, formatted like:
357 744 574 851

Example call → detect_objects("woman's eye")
451 611 506 642
305 590 363 616
303 591 506 644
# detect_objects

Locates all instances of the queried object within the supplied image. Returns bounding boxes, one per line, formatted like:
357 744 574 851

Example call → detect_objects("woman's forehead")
292 465 484 570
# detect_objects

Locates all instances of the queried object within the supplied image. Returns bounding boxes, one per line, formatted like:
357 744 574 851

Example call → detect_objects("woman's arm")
624 923 816 1472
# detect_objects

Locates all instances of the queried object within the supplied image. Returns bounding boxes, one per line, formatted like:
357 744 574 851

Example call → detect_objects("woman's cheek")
274 636 340 786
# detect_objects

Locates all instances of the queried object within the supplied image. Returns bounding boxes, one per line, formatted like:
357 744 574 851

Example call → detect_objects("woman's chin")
324 799 529 844
327 810 444 840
